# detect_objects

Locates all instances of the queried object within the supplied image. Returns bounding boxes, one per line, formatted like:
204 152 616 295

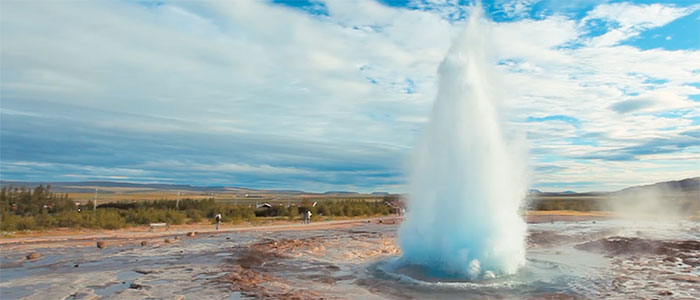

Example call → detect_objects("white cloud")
499 0 541 18
1 0 698 192
582 3 699 47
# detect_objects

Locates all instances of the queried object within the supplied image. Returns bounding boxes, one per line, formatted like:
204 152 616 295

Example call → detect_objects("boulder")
96 241 105 249
164 238 171 243
186 231 196 237
26 252 41 260
140 241 148 246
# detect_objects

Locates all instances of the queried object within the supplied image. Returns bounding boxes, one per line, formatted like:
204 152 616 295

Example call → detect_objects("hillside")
614 177 699 195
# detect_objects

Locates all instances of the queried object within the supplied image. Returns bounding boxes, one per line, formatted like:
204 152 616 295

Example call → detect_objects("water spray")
398 6 528 279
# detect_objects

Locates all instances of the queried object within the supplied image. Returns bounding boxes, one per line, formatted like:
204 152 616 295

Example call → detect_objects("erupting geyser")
398 7 528 279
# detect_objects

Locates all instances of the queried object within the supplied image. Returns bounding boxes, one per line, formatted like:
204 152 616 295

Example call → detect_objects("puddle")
89 281 130 297
227 291 252 299
117 270 143 281
0 282 50 299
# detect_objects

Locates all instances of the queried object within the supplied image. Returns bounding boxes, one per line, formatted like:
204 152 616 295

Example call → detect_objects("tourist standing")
305 210 312 224
215 213 222 230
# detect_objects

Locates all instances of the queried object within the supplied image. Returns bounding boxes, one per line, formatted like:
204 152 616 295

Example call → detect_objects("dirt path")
0 211 610 248
0 216 404 247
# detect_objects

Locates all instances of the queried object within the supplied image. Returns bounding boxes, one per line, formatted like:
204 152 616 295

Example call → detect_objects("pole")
176 192 180 210
94 189 97 211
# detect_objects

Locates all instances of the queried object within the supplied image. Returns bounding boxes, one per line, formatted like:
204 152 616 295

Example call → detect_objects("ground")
1 212 698 299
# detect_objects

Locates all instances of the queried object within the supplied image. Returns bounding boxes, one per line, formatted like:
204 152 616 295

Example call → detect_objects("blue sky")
1 0 698 192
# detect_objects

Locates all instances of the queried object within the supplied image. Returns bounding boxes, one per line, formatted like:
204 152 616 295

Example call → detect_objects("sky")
1 0 699 193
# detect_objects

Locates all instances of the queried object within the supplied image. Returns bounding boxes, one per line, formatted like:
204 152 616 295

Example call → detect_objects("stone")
70 291 99 300
129 283 151 290
26 252 41 260
96 241 105 249
140 241 148 246
187 231 196 237
134 268 163 274
668 274 700 283
164 238 171 243
129 283 144 289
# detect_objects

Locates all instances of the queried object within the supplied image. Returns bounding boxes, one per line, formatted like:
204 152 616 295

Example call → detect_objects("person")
215 213 222 230
305 210 312 224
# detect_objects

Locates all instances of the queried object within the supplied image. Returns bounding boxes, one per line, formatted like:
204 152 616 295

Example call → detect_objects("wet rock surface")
575 236 700 257
573 228 700 299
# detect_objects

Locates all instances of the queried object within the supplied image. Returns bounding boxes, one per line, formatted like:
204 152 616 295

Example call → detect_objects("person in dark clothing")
215 213 222 230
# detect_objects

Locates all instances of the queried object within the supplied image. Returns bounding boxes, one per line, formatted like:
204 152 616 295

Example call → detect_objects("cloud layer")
1 0 698 192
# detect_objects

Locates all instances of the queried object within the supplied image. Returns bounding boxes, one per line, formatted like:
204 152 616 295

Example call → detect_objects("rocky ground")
1 215 698 299
0 218 401 300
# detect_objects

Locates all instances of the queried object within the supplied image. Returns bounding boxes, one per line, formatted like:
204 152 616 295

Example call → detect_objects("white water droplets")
398 6 528 279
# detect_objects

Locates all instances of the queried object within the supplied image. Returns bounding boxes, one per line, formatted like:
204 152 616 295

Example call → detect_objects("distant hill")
614 177 699 195
3 177 697 198
0 181 236 194
322 191 359 195
0 181 383 197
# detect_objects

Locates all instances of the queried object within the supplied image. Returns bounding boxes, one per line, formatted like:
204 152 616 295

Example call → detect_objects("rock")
74 264 79 268
129 283 151 290
174 236 181 240
96 241 105 249
134 268 163 274
140 241 148 246
187 231 196 237
659 290 673 296
129 283 144 289
26 252 41 260
70 291 99 300
226 237 231 240
668 274 700 283
164 238 171 243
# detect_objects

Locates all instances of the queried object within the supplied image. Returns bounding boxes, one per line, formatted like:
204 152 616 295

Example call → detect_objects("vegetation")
1 186 394 232
529 197 603 211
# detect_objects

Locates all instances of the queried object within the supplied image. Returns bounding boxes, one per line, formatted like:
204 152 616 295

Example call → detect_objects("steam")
604 179 700 219
398 7 528 279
